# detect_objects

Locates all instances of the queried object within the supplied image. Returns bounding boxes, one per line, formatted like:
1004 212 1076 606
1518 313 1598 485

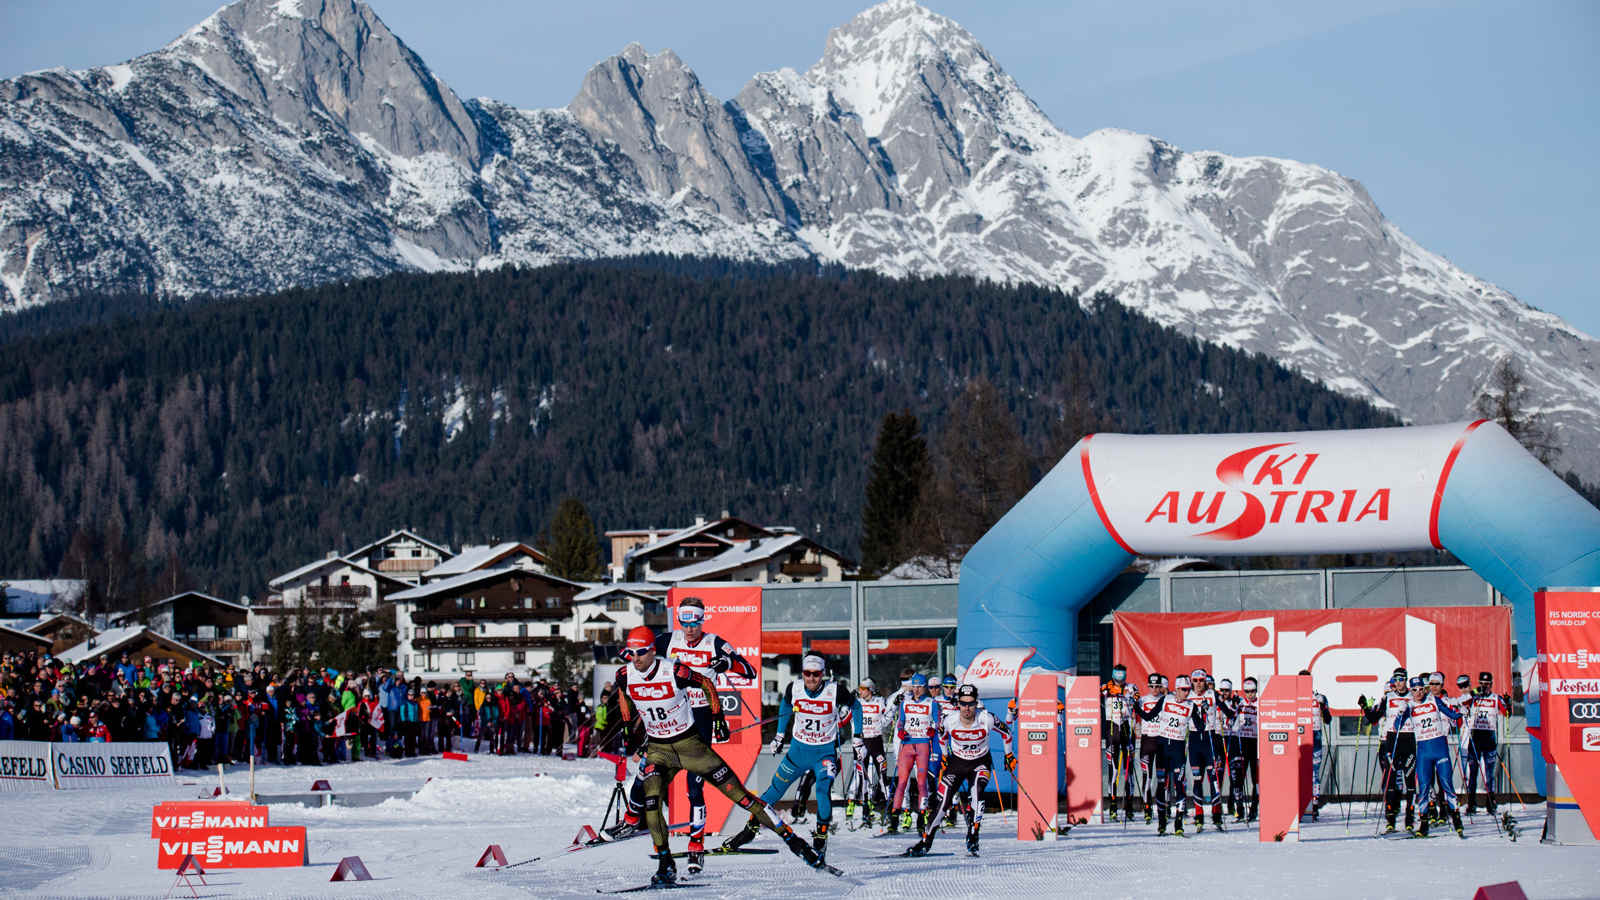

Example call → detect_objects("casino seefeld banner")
0 739 54 792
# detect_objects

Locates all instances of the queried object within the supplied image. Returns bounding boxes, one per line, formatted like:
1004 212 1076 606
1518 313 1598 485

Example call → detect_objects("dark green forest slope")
0 258 1402 601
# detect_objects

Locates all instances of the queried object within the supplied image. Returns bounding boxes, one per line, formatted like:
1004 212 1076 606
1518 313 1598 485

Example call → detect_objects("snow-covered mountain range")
3 0 1597 479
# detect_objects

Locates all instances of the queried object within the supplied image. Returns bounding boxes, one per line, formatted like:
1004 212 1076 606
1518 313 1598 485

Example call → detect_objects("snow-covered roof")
109 591 246 626
389 565 586 602
423 542 546 580
653 534 808 583
0 579 86 612
0 623 50 647
573 583 663 603
27 612 97 635
346 529 452 561
55 626 219 666
268 554 408 589
622 518 761 562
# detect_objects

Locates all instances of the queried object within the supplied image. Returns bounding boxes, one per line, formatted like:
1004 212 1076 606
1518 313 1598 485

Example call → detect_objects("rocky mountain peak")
165 0 480 164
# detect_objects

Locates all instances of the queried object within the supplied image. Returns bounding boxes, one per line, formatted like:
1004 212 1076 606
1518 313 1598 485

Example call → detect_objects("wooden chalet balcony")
410 607 571 625
648 555 718 571
306 585 371 601
413 635 570 650
780 562 825 577
180 637 251 654
376 558 435 572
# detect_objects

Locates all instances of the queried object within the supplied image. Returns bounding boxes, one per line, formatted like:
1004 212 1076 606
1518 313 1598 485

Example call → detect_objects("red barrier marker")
475 845 508 867
310 780 332 791
1472 882 1529 900
330 856 373 881
443 751 469 761
167 854 207 898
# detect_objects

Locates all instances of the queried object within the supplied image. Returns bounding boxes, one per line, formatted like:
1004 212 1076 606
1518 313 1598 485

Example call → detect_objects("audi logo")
718 692 743 715
1074 726 1093 735
1267 731 1290 742
1570 698 1600 723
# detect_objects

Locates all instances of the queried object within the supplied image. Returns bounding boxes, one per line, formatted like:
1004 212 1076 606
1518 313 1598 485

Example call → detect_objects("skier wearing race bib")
1392 676 1466 838
614 627 826 886
1216 676 1260 822
905 684 1013 857
1360 668 1419 833
1463 671 1510 815
721 654 851 861
1136 673 1166 824
1101 664 1140 822
1187 669 1223 831
1135 673 1205 835
845 678 889 828
1300 669 1332 820
889 673 942 833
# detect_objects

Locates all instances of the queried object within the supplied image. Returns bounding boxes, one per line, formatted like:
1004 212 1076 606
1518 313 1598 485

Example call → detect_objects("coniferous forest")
0 257 1406 603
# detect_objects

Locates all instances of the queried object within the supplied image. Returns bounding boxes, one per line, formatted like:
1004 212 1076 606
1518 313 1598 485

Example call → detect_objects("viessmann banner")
1080 423 1481 555
1113 607 1511 713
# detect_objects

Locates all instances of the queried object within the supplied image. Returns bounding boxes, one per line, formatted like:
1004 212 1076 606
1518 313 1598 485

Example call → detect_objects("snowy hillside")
2 0 1597 479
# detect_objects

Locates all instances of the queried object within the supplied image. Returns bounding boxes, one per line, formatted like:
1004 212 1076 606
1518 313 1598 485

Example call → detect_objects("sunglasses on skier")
956 699 979 708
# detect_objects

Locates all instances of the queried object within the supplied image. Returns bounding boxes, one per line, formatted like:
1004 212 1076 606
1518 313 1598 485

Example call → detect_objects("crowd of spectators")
0 647 604 767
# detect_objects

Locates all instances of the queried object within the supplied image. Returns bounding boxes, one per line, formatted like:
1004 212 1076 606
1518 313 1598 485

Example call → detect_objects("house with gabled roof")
650 534 853 584
56 625 219 669
388 566 586 680
344 529 454 585
615 515 790 582
109 591 250 667
27 612 99 655
421 542 548 583
0 622 51 654
248 551 412 664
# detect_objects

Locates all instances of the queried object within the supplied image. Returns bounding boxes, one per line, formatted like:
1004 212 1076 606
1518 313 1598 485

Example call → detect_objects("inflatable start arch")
956 420 1600 776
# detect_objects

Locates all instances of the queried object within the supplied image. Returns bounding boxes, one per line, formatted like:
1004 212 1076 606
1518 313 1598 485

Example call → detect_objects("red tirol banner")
1113 607 1510 714
667 585 762 835
1536 589 1600 838
155 826 308 869
150 801 268 838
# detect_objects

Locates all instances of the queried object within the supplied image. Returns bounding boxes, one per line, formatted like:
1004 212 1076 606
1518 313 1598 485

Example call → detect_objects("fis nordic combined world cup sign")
1080 423 1480 555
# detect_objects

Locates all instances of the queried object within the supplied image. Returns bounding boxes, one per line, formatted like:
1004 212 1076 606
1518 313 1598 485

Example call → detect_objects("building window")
455 597 466 609
478 596 487 608
549 624 560 636
518 624 528 638
454 626 472 638
404 654 410 669
524 597 533 609
457 652 475 666
544 596 561 608
425 652 436 672
607 597 630 612
514 651 526 665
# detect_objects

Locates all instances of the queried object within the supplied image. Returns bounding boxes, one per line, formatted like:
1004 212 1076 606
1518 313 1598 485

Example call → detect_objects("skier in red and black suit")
615 627 825 886
1136 673 1165 824
1134 673 1206 835
905 684 1013 857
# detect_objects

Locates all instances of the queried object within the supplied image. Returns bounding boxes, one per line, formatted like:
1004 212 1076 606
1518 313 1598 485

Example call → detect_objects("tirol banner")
0 740 53 792
1080 424 1475 556
53 741 175 790
958 647 1035 700
666 584 762 836
1535 588 1600 838
1113 607 1511 714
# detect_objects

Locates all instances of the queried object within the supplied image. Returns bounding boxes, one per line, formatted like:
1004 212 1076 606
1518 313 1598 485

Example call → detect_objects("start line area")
1 753 1594 899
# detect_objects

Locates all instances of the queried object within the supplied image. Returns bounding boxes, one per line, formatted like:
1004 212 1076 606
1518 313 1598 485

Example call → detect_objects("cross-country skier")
845 678 888 829
614 627 825 886
887 673 942 833
1101 664 1140 822
1392 675 1465 838
721 654 851 861
1136 673 1165 824
933 674 959 826
1219 677 1260 821
1462 671 1510 815
905 684 1014 857
1299 669 1332 820
1360 668 1418 833
1135 673 1205 835
1187 669 1223 830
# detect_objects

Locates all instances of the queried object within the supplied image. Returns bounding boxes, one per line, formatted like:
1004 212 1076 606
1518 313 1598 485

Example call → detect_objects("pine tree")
545 497 602 581
1474 357 1559 465
859 410 930 577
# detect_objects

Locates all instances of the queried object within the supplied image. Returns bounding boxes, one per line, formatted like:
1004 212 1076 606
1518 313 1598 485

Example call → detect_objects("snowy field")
2 753 1597 899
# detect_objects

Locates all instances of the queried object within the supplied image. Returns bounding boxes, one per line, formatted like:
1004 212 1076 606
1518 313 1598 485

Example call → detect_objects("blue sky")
4 0 1595 335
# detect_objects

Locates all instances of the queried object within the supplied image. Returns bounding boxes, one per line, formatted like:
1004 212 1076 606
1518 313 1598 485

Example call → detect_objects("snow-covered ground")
2 752 1595 899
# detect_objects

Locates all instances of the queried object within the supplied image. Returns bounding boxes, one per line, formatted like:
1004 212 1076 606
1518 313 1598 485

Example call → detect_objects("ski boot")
1144 806 1154 825
1211 809 1225 832
1157 808 1169 836
719 819 759 853
1247 800 1258 822
1108 805 1120 823
904 833 933 857
965 821 981 856
1383 821 1398 834
845 800 858 827
886 809 900 834
603 815 644 841
901 809 915 832
1193 810 1204 833
1465 799 1478 817
1173 813 1185 835
650 850 678 887
812 821 830 864
685 837 705 874
1417 817 1430 838
1451 808 1465 839
779 826 827 869
790 800 808 824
